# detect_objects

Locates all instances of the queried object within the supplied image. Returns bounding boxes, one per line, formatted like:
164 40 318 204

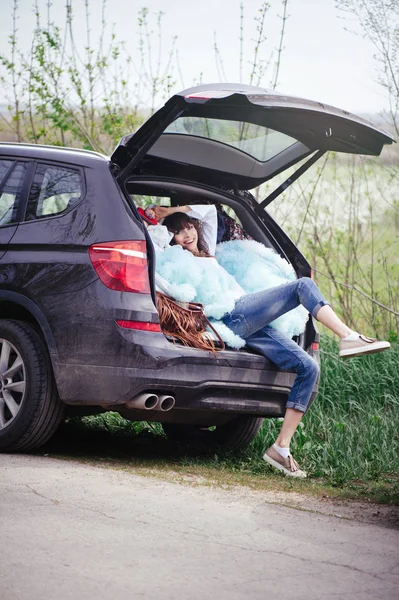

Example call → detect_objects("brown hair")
163 212 211 257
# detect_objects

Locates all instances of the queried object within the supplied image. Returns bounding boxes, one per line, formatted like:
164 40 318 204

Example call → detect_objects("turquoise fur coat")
155 240 309 349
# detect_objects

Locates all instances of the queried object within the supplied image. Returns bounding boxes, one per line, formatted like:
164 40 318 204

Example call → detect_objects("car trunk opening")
126 179 317 355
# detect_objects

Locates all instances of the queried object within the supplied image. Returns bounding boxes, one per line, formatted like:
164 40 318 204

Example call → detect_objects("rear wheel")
0 319 64 452
162 415 263 453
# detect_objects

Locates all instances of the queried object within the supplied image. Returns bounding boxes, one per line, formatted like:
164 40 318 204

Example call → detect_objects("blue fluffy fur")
216 240 309 339
155 240 308 349
156 245 237 318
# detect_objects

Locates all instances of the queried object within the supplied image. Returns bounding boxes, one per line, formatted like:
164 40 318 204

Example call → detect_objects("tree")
336 0 399 135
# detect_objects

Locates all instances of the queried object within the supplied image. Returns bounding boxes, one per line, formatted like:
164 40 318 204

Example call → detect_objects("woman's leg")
223 278 391 476
315 305 351 337
245 326 320 414
244 326 320 477
223 277 330 339
275 408 304 448
224 277 391 357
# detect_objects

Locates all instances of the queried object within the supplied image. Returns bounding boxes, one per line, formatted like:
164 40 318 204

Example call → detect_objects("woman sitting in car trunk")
150 203 391 479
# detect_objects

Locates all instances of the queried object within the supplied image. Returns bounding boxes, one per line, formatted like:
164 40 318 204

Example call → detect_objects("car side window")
26 163 83 221
0 160 28 226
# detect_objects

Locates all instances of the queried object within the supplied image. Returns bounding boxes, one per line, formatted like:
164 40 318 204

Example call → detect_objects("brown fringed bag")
156 292 225 353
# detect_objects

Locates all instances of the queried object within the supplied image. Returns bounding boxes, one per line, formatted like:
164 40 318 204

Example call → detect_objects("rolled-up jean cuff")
311 300 330 319
285 401 307 413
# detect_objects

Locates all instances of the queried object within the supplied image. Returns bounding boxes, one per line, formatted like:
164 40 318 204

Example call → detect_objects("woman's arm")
152 205 191 220
152 204 217 255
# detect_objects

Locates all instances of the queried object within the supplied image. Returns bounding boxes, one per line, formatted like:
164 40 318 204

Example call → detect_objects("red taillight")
311 342 319 351
89 241 150 293
116 320 161 332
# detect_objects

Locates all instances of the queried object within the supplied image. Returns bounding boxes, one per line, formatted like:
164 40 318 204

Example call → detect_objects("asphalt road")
1 454 398 600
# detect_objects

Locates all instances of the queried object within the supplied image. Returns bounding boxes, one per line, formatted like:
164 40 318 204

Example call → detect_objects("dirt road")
1 454 398 599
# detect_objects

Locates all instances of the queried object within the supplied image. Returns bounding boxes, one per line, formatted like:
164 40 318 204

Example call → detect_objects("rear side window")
0 160 28 226
26 163 83 220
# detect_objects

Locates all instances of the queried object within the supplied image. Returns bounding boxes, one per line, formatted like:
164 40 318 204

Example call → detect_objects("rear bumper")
53 330 320 418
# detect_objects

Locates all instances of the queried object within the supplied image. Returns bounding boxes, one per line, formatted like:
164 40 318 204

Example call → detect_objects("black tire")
0 319 64 452
162 415 263 453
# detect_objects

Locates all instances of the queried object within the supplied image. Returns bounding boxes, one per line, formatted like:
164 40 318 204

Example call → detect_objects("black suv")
0 84 394 453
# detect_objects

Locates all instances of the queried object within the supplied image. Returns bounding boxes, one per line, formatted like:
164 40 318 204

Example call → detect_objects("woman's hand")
152 206 172 221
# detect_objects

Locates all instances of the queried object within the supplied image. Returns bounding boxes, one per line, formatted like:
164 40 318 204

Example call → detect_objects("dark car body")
0 84 394 452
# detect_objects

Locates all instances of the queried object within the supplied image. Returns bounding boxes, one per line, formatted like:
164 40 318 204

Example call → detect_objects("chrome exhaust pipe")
125 393 159 410
158 394 175 412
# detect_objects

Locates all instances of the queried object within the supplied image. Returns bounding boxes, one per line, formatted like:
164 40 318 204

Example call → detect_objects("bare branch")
313 268 399 317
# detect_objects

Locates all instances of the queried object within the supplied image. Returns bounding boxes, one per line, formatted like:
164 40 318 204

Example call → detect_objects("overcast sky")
0 0 389 114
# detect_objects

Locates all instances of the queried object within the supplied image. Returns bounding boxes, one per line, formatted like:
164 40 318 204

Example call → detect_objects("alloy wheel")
0 338 26 430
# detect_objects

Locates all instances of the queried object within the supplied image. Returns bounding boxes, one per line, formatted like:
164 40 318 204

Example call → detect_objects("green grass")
252 336 399 485
44 336 399 504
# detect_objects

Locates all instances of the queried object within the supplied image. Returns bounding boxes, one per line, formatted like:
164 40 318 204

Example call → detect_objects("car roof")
0 142 109 167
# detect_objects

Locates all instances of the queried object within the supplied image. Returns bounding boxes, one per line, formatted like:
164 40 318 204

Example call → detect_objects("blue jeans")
222 278 329 413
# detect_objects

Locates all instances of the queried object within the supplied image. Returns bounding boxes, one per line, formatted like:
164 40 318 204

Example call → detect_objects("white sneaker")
263 445 307 478
339 334 391 358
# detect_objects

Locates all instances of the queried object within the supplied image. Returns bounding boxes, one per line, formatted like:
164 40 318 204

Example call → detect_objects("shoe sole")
263 452 307 478
339 341 391 358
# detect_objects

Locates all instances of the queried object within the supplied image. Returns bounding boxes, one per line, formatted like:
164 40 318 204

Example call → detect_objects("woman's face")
173 222 199 254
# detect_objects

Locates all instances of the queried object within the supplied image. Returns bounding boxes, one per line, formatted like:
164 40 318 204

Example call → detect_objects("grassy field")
44 336 399 504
